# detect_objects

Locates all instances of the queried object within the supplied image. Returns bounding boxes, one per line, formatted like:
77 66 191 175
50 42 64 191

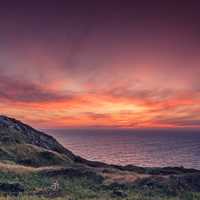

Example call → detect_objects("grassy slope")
1 193 200 200
0 162 200 200
0 117 200 199
0 144 73 167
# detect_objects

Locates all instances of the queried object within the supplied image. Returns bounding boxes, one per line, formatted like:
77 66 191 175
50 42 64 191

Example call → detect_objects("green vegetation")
0 116 200 199
0 144 72 167
0 168 200 200
0 191 200 200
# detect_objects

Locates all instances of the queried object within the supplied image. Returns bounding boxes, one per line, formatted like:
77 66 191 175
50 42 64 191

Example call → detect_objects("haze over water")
48 129 200 170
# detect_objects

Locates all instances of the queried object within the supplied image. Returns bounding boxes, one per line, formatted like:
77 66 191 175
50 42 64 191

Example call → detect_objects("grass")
0 192 200 200
0 163 200 200
0 170 200 200
0 144 72 167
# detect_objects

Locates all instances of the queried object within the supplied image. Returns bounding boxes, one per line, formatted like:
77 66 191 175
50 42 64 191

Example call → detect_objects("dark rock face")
133 173 200 195
111 189 128 198
0 182 24 195
144 166 200 175
0 116 75 162
171 173 200 192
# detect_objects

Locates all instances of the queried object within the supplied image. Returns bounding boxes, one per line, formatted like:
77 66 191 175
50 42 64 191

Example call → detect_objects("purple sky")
0 1 200 128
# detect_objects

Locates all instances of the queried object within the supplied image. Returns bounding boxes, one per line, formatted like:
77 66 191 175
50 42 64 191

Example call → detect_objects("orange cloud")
1 73 200 129
1 87 200 129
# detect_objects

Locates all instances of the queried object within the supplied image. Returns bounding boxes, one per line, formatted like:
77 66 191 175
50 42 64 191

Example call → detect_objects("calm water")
47 129 200 169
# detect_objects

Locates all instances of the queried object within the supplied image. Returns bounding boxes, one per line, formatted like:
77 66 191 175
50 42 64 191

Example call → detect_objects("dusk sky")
0 1 200 128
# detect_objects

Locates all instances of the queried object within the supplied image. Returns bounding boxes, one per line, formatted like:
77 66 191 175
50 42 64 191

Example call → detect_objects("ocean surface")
47 129 200 170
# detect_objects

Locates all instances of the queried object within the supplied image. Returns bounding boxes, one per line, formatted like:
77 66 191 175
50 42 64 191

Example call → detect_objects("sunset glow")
0 2 200 129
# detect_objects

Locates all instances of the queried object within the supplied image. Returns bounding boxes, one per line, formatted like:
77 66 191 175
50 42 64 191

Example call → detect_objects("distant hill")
0 116 75 167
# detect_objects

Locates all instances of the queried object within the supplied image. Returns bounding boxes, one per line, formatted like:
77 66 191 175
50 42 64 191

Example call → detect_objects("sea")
47 129 200 170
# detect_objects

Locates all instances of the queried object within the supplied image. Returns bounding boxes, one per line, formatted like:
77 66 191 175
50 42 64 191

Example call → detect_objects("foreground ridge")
0 116 200 200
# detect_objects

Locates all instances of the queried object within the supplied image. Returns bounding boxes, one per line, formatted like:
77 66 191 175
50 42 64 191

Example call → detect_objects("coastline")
0 116 200 200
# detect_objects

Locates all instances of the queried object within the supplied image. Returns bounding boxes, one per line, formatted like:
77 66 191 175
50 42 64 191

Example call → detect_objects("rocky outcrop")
0 182 24 195
0 116 75 166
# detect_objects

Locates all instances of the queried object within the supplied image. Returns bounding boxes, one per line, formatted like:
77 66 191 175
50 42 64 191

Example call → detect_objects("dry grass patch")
102 169 149 184
0 162 36 174
0 162 67 175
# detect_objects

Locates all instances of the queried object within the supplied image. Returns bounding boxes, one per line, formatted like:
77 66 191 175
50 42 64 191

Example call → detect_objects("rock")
0 116 77 167
133 173 200 195
111 189 128 198
0 182 24 195
0 116 75 159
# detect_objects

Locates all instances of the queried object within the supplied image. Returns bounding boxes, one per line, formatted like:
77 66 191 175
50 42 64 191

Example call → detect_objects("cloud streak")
0 1 200 128
0 75 74 103
1 76 200 129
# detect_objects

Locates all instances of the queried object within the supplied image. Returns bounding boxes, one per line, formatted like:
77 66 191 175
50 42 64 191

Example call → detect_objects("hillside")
0 116 75 166
0 116 200 200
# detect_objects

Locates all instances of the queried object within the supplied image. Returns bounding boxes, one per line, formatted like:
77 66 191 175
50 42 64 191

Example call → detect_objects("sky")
0 1 200 129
